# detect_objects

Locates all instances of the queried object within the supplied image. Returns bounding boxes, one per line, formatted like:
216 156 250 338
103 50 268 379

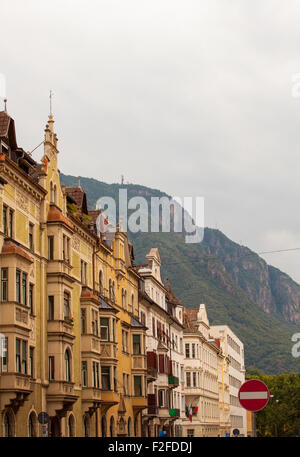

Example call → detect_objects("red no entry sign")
238 379 270 412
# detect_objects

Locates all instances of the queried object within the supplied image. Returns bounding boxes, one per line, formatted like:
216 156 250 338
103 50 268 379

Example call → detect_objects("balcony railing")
169 408 180 417
168 375 179 388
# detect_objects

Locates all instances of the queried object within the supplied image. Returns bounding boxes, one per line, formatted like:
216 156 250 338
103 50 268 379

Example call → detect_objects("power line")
159 246 300 268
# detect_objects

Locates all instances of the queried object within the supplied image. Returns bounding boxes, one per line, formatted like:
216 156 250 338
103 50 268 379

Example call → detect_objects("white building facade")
210 325 246 436
137 249 185 437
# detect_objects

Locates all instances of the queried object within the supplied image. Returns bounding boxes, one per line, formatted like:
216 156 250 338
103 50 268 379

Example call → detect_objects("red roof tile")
1 240 33 262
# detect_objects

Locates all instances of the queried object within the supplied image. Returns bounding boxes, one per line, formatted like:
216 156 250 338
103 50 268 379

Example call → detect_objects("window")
134 376 142 396
1 268 8 301
16 339 27 374
53 184 57 205
186 372 191 387
158 389 164 407
109 279 115 302
192 343 195 358
133 334 141 355
82 361 87 387
65 350 71 382
193 372 197 387
3 204 7 235
92 362 100 388
48 236 54 260
99 270 103 295
29 223 34 251
49 356 55 380
29 284 34 315
64 292 71 319
28 412 36 437
100 318 109 341
22 340 27 374
127 417 132 437
185 343 190 358
48 296 54 320
114 366 118 392
101 366 110 390
187 429 194 437
80 260 87 284
16 270 21 303
81 309 86 334
22 273 27 306
122 329 129 353
16 339 21 372
91 309 98 336
29 347 34 378
1 336 8 372
152 318 156 337
63 234 70 263
140 312 146 326
9 209 13 238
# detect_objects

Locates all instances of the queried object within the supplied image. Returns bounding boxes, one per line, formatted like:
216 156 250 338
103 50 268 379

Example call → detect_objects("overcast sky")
2 0 300 283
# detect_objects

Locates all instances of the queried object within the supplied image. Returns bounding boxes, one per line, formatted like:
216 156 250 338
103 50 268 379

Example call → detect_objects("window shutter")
168 358 172 376
159 354 164 373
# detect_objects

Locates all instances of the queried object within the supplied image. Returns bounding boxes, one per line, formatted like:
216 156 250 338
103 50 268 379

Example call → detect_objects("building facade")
210 325 246 436
0 110 147 437
137 249 185 437
181 304 229 437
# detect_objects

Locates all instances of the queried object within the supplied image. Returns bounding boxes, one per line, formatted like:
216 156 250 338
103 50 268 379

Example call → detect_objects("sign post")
38 412 49 437
238 379 270 412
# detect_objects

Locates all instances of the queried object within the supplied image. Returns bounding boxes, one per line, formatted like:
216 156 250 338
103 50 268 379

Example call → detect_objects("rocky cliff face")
202 229 300 324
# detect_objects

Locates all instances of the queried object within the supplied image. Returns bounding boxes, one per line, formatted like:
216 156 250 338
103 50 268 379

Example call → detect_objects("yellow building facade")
0 110 147 437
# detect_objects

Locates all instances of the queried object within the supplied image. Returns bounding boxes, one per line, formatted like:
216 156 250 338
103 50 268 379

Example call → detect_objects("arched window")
53 184 57 205
83 415 90 437
28 411 37 437
101 415 107 437
99 270 103 295
134 416 139 437
65 349 71 382
68 414 75 437
50 181 53 203
4 412 11 437
109 416 115 437
127 417 132 437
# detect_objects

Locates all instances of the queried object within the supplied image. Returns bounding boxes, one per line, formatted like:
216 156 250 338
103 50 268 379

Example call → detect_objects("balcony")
168 375 179 388
81 387 101 415
169 408 180 418
46 380 78 417
81 334 101 355
0 301 31 332
147 366 158 382
0 372 32 412
132 396 148 413
100 390 119 415
47 319 75 342
132 354 146 371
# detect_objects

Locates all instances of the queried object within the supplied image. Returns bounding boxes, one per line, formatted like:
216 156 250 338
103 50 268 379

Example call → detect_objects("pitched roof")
66 186 88 214
0 111 18 149
131 316 145 328
165 282 182 306
0 111 10 137
47 204 74 230
99 296 118 311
